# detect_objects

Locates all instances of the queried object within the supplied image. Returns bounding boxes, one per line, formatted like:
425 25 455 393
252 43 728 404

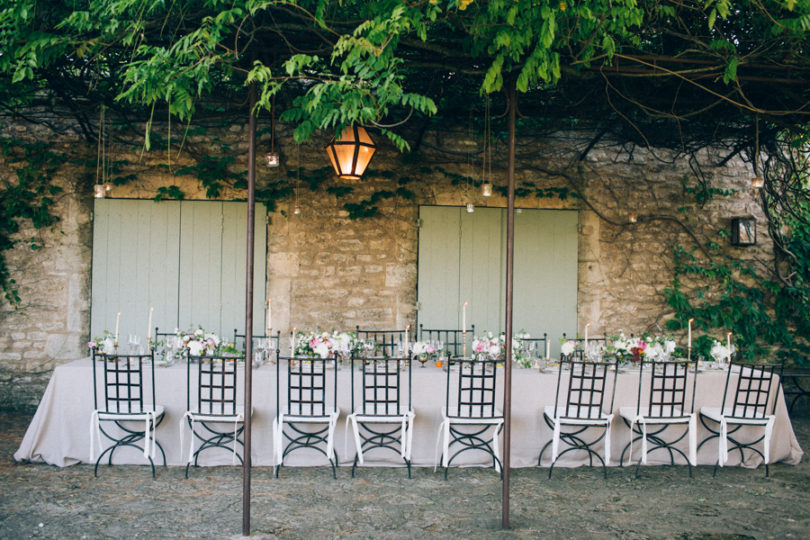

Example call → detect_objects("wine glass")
128 334 142 354
588 340 601 362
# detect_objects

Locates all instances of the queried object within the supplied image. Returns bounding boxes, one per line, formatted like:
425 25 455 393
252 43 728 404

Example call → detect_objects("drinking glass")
128 334 142 354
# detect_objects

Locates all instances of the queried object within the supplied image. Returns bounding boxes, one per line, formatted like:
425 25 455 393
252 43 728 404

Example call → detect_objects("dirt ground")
1 411 809 539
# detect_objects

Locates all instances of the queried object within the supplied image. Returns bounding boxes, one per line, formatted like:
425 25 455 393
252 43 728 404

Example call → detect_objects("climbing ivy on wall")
0 138 66 304
664 241 810 366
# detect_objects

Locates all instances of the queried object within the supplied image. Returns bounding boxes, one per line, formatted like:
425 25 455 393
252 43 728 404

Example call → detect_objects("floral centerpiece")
643 335 677 362
472 333 505 361
180 327 239 357
88 330 116 354
294 330 358 359
605 332 677 366
472 332 530 366
605 330 646 365
412 340 437 358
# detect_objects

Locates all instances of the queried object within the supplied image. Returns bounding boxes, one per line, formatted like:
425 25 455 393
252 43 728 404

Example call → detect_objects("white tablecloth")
14 359 803 469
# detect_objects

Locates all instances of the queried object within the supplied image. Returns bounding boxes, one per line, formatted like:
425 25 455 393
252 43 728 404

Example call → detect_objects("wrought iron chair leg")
538 440 552 467
330 449 339 479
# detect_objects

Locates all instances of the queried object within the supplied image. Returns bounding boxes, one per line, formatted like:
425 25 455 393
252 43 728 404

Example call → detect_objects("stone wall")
0 114 768 411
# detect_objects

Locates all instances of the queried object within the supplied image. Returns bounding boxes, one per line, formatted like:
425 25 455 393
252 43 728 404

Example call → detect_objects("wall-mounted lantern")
730 217 756 246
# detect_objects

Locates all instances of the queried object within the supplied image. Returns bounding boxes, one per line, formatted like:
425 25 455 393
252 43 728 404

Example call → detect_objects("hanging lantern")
751 176 764 189
265 152 280 168
482 182 493 197
325 126 376 180
93 184 106 198
629 213 638 224
466 202 475 213
293 204 301 216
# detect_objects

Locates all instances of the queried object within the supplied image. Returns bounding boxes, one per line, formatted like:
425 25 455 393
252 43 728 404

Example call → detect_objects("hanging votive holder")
751 176 764 189
466 202 475 213
266 152 280 168
628 213 638 224
293 205 301 216
482 182 493 197
93 184 106 198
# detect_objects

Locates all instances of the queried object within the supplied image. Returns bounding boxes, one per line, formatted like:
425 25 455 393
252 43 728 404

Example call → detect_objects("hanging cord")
754 115 759 177
294 144 301 213
482 96 492 186
96 106 104 185
270 94 276 154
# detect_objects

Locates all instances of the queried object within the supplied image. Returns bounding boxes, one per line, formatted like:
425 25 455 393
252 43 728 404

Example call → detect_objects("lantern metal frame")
325 126 376 180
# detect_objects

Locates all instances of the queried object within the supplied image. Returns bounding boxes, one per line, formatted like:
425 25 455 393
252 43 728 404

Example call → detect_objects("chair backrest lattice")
276 353 338 417
418 326 475 358
445 358 500 419
154 327 177 345
356 327 406 358
233 329 281 355
722 362 784 419
637 360 696 418
187 356 239 416
351 356 412 416
93 350 156 413
554 358 616 420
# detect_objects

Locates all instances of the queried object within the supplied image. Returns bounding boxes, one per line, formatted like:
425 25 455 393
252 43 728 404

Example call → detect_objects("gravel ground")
1 412 809 539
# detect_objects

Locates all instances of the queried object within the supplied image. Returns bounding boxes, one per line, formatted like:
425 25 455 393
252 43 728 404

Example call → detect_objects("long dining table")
14 358 804 470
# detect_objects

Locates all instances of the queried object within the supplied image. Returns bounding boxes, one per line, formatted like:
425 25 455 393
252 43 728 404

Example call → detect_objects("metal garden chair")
619 359 698 476
347 354 414 477
697 361 784 476
90 349 165 477
434 357 504 479
274 352 340 478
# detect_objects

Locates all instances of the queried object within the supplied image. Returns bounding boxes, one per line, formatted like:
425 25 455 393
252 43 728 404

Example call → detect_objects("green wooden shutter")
417 206 577 355
91 200 266 342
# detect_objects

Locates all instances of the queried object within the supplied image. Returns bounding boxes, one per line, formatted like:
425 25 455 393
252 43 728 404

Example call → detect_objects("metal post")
242 83 257 536
501 79 517 530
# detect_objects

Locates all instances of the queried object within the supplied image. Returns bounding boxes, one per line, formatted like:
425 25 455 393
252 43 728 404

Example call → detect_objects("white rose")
102 338 116 354
561 341 576 356
187 340 204 356
314 342 330 359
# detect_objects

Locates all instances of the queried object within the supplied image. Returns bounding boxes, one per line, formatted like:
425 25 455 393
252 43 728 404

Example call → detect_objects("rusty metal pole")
242 82 257 536
501 79 517 530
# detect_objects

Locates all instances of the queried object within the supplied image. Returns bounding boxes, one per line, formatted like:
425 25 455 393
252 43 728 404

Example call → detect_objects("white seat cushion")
443 406 503 423
700 406 772 425
620 406 692 424
544 405 609 425
98 404 165 422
